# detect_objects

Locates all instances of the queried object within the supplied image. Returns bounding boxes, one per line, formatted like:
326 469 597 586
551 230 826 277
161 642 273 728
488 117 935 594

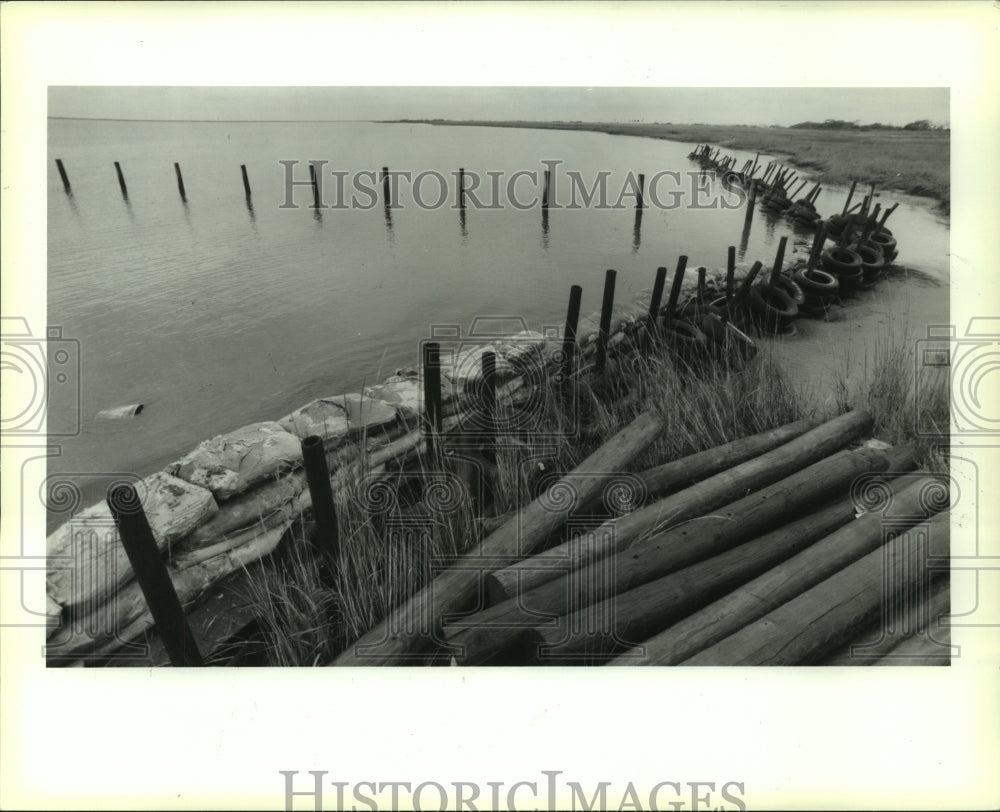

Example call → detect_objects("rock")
279 394 397 446
46 472 218 614
168 421 303 500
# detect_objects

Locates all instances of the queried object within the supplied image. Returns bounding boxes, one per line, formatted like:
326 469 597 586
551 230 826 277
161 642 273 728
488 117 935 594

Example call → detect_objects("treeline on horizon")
789 118 949 132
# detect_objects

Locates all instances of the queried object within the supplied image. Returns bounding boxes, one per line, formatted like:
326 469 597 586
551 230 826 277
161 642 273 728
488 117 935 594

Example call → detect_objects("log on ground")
610 474 948 666
682 511 950 665
446 444 894 665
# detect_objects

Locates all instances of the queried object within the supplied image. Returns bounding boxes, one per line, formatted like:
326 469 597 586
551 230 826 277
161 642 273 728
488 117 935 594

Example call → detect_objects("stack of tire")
747 275 802 336
760 189 791 212
791 264 840 318
786 199 822 229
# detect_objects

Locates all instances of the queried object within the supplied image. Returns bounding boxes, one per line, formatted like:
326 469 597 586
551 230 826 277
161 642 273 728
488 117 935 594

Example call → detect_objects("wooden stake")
241 164 252 197
114 161 128 197
107 485 203 667
301 435 339 560
55 158 71 193
174 162 187 202
595 269 617 374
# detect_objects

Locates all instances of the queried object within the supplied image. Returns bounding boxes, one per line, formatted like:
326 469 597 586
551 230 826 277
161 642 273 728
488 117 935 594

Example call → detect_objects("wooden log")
329 408 665 665
564 409 873 561
873 617 952 666
822 574 949 665
485 416 821 603
616 474 947 666
683 511 950 665
447 440 890 665
534 488 869 664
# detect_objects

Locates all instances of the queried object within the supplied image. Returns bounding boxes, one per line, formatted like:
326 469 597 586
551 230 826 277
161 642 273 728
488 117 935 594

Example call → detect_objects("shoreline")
390 119 950 215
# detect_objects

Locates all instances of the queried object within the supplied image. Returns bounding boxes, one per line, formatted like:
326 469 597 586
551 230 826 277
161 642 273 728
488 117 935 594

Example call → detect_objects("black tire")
854 244 885 278
749 284 799 330
663 319 710 361
821 246 863 277
770 275 807 306
792 267 840 297
867 231 897 256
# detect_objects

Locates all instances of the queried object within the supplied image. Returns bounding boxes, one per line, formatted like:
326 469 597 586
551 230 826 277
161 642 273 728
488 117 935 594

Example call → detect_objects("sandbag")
279 393 397 446
167 421 304 500
46 471 218 614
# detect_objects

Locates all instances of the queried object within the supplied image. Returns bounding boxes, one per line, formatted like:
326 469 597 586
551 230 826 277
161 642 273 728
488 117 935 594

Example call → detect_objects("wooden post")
663 256 688 327
174 162 187 202
696 267 707 307
560 285 582 406
743 179 758 226
595 269 617 374
768 236 788 288
106 484 203 667
635 173 645 209
382 166 392 207
642 266 668 355
542 169 551 209
807 222 827 272
879 202 899 228
749 151 759 178
422 342 444 458
480 351 497 464
457 167 466 209
858 204 881 247
301 435 339 560
842 179 858 216
789 179 808 200
726 246 736 310
309 164 320 209
55 158 71 193
241 164 252 197
808 184 822 204
114 161 128 197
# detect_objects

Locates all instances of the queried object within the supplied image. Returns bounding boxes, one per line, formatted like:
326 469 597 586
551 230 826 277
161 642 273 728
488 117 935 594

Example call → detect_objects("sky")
47 86 950 128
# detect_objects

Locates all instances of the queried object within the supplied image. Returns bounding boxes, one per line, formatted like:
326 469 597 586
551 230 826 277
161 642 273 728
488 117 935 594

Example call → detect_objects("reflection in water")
245 195 257 231
384 200 394 236
632 206 643 253
541 205 549 250
459 205 467 240
313 206 323 225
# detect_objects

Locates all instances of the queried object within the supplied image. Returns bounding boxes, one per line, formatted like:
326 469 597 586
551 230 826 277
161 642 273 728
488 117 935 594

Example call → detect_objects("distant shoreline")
391 119 950 215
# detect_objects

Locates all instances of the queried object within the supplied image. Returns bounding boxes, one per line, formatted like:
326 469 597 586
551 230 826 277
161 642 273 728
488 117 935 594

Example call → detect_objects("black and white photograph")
2 3 998 811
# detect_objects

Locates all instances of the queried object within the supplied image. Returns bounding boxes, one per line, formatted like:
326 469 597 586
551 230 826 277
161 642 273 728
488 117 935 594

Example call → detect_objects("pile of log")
328 408 950 666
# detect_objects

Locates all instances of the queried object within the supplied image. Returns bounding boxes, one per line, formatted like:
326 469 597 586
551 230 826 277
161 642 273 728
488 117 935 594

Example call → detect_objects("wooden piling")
642 266 668 355
542 169 551 208
750 151 760 177
422 341 444 458
241 164 252 197
382 166 392 207
768 236 788 288
789 179 808 200
174 162 187 202
480 351 497 463
842 180 858 216
55 158 71 193
309 164 320 209
743 179 758 226
114 161 128 197
807 222 827 272
636 173 645 209
595 269 617 374
663 256 688 327
560 285 583 406
301 435 339 560
726 246 736 310
106 484 203 667
457 167 466 209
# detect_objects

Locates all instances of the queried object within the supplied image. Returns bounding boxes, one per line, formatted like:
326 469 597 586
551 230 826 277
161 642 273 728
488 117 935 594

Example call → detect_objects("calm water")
46 119 950 519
